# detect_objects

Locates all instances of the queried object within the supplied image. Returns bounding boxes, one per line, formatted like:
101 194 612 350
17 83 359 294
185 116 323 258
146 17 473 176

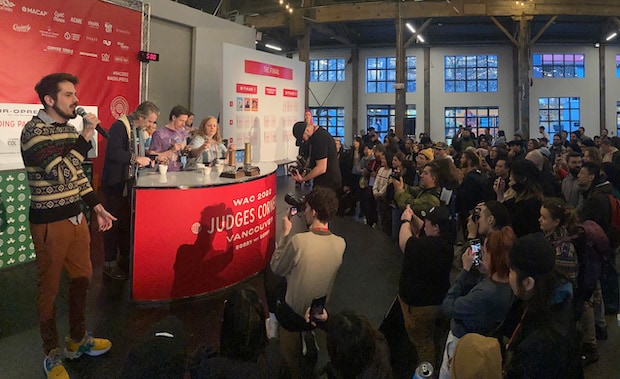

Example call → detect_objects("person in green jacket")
393 161 441 217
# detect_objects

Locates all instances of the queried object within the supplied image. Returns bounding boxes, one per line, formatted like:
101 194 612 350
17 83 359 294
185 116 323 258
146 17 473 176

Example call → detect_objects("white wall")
530 45 601 139
305 43 618 144
428 45 514 142
606 45 620 136
148 0 256 122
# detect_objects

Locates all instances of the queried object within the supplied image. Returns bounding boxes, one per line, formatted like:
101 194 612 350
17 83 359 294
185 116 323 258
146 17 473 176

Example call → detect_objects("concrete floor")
0 175 618 378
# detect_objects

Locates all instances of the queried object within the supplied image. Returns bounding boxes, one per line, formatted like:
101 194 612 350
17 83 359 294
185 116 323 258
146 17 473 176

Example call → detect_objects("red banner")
132 174 277 301
264 86 277 96
245 60 293 80
236 83 258 94
0 0 141 182
283 89 298 98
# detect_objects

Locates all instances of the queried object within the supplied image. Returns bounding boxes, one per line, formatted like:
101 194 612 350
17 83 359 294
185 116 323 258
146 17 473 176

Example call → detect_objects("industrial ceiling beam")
303 17 354 46
247 0 620 29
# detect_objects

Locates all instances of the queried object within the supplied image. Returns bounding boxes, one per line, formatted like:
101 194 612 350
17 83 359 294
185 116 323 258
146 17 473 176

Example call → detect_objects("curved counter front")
131 162 277 302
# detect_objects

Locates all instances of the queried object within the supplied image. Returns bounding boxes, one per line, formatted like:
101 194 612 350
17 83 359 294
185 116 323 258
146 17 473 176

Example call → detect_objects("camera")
288 155 309 177
471 207 481 223
284 192 306 209
390 171 402 180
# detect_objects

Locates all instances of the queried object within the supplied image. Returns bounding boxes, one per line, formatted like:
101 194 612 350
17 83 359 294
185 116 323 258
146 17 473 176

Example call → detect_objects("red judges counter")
131 162 277 302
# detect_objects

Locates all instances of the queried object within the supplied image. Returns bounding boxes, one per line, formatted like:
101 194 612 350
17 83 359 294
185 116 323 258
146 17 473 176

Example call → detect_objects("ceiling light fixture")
265 43 283 51
406 22 416 34
417 35 425 43
606 32 617 41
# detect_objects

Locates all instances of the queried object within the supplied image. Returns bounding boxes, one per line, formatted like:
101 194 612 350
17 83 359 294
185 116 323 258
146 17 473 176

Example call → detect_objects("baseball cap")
422 206 452 229
483 200 510 229
292 121 307 147
433 142 449 150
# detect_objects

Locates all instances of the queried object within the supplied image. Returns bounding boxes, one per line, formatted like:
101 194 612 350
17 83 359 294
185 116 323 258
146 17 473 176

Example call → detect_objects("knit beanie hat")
450 333 502 379
418 148 434 161
508 232 555 277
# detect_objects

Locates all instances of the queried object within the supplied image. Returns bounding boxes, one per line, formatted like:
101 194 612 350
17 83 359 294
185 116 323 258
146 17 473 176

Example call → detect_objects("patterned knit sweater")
20 110 100 224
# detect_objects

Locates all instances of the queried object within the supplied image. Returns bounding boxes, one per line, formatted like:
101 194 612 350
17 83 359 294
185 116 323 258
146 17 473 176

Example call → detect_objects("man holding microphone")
20 73 117 379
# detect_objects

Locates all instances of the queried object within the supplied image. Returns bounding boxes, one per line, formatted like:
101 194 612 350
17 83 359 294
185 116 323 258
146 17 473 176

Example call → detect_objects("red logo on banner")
236 83 257 94
245 60 293 80
265 86 277 96
283 89 298 98
229 119 233 125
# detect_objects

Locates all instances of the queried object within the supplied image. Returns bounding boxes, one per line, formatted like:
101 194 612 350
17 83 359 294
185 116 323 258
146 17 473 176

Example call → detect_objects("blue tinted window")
538 97 580 141
444 106 499 145
444 55 498 92
310 107 345 139
532 53 585 78
309 58 345 82
366 56 416 93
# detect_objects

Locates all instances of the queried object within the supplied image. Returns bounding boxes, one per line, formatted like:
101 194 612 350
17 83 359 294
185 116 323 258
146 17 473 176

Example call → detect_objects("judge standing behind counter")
185 116 229 170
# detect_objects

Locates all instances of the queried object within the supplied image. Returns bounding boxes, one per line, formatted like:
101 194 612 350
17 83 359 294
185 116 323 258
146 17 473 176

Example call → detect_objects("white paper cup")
203 166 212 175
158 164 168 174
215 164 224 174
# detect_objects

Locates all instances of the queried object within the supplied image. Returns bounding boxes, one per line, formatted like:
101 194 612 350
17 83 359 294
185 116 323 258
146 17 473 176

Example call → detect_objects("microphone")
76 107 109 139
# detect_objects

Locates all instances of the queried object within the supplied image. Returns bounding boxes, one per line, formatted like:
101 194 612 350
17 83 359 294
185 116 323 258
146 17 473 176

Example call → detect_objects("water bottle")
413 361 433 379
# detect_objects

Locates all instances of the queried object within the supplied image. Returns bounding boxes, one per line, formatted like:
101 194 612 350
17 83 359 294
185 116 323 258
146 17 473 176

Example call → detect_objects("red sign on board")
245 60 293 80
283 89 298 98
236 83 258 94
265 86 277 96
132 174 277 301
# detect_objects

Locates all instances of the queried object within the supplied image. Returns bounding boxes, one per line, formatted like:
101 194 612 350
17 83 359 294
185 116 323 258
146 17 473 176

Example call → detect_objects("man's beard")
52 102 77 120
569 167 581 178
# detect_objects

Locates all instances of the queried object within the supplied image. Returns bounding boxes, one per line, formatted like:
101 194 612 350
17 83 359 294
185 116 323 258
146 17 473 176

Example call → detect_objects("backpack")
571 221 610 303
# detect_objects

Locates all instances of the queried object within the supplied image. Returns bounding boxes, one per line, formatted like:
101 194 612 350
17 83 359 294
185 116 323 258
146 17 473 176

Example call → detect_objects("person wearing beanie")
498 233 583 378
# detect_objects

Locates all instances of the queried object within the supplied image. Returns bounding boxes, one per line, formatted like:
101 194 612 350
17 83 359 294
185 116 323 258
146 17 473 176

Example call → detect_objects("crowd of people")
21 71 619 379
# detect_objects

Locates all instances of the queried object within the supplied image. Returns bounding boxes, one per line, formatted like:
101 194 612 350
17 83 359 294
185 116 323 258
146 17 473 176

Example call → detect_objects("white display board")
221 43 305 163
0 104 99 171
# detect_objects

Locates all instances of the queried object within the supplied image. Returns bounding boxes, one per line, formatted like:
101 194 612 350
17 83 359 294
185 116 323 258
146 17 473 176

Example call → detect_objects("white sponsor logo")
12 24 31 33
85 36 98 42
53 11 65 23
87 20 99 28
64 32 80 41
70 17 82 24
110 96 130 118
79 52 97 58
104 22 113 33
117 41 129 51
39 28 59 38
46 46 73 55
103 39 111 46
114 56 129 64
116 28 130 35
0 0 15 12
101 53 110 62
22 6 47 16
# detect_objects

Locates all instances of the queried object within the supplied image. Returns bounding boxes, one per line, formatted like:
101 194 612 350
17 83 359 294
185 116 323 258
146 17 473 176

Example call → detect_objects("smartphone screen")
471 239 482 266
310 295 326 321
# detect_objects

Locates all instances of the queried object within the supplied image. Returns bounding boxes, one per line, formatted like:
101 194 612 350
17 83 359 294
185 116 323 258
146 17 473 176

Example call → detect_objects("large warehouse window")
309 58 345 82
366 56 417 93
444 107 499 145
538 97 581 140
367 105 417 142
444 55 498 92
532 53 585 78
309 107 345 138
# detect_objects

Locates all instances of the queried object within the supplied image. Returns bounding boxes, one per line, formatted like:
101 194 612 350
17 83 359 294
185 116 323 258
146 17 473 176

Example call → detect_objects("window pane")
367 82 376 92
445 81 455 92
456 81 466 92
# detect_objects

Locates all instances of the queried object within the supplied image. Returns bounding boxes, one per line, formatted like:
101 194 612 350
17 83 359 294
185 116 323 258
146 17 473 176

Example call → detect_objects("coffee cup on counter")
203 166 212 175
158 164 168 175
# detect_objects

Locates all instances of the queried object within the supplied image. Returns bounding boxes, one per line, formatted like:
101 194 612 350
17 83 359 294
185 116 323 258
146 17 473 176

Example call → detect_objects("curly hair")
306 186 339 223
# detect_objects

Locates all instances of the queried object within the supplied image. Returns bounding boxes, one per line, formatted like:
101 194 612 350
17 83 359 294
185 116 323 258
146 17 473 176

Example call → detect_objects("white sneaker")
266 317 279 339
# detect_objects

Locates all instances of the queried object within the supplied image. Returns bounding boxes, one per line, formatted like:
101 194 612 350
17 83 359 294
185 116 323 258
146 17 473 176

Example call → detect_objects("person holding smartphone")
439 226 516 379
269 187 346 378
